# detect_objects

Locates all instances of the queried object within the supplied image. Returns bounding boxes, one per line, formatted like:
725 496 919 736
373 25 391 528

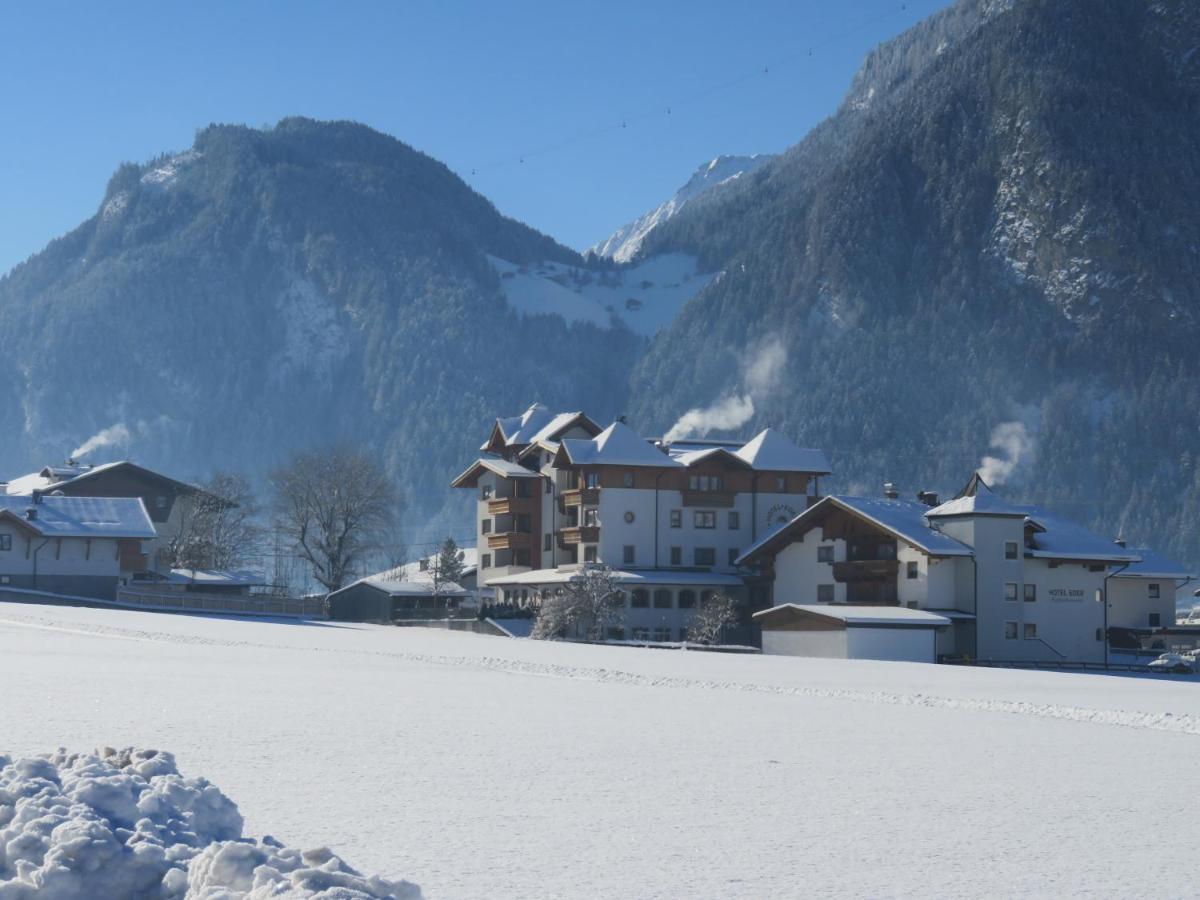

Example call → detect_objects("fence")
115 588 326 619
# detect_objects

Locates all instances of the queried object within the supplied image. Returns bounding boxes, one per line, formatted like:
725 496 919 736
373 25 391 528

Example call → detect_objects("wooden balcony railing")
832 559 900 582
487 531 533 551
557 525 600 545
487 496 535 516
560 487 600 508
681 490 735 508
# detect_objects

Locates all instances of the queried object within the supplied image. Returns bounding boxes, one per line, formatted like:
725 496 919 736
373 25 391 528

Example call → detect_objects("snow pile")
0 748 421 899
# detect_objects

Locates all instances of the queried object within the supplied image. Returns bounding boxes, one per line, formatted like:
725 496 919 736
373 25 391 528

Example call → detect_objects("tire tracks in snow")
3 610 1199 738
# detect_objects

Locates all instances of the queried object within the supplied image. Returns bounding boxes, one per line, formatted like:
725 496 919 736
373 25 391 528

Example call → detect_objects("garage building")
754 604 950 663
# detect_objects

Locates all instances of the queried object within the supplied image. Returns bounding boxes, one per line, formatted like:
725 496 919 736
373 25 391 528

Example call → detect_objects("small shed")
753 604 950 663
327 577 468 623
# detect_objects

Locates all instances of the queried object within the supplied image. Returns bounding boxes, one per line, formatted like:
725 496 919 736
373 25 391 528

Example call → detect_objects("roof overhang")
451 458 542 488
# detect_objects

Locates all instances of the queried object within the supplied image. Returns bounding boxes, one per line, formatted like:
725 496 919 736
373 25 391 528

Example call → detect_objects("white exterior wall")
846 627 936 663
762 629 847 658
1108 577 1178 630
0 531 123 579
772 530 846 605
961 515 1027 662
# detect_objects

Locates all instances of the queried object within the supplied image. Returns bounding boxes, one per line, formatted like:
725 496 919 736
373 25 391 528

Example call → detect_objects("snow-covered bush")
0 748 421 899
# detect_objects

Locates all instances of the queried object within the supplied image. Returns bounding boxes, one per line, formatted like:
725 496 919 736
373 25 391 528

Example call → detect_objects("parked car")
1147 653 1195 675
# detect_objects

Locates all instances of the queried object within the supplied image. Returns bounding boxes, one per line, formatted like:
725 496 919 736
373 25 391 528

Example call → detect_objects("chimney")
917 490 940 508
25 506 37 521
883 482 899 500
31 489 43 505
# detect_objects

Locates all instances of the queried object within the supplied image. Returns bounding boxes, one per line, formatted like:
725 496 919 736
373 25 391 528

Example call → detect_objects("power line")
469 3 913 175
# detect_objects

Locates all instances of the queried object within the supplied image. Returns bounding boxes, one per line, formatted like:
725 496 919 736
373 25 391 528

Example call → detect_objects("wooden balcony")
487 531 533 551
487 496 536 516
560 487 600 508
557 525 600 545
832 559 900 582
681 490 735 508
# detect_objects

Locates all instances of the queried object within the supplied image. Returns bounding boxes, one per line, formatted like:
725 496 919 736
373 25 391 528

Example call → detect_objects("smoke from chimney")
663 338 786 443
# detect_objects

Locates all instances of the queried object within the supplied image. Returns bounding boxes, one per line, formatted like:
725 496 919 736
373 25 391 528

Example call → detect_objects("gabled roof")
451 457 543 488
5 460 203 498
0 494 157 539
733 428 832 475
671 446 753 468
1111 549 1194 580
737 495 973 566
927 474 1027 517
753 603 951 627
166 568 266 587
387 547 479 583
556 421 682 469
489 405 601 452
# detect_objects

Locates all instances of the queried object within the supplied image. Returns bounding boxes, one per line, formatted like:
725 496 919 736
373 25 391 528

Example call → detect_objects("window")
653 627 671 643
623 471 635 488
481 519 492 534
1004 621 1019 640
775 476 786 491
612 591 627 608
606 626 625 641
653 589 673 609
1005 541 1019 560
516 480 531 498
728 511 740 530
0 534 10 552
482 553 491 569
700 590 717 606
1096 628 1104 642
0 575 8 585
817 584 834 603
623 545 636 565
418 559 428 571
670 546 682 566
631 589 649 608
728 548 739 566
545 479 552 494
817 546 834 564
694 547 716 567
1148 583 1161 600
1023 623 1038 640
632 627 650 641
1149 613 1162 627
694 511 716 529
669 510 682 529
155 495 167 510
678 590 696 609
583 508 598 527
1024 584 1036 602
481 485 493 500
584 546 597 563
585 472 599 489
1004 582 1018 601
906 561 918 580
688 475 722 492
544 534 552 552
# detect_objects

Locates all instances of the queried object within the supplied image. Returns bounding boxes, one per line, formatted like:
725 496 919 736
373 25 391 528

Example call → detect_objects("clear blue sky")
0 0 949 275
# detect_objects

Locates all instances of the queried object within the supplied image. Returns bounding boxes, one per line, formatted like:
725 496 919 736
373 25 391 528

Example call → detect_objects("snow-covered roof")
4 460 202 497
451 457 543 487
0 494 157 539
733 428 832 475
487 566 743 587
753 603 951 627
167 568 266 587
736 495 973 566
557 421 682 468
493 405 597 449
387 547 479 583
1017 508 1141 562
669 446 751 468
927 478 1027 517
1111 549 1195 580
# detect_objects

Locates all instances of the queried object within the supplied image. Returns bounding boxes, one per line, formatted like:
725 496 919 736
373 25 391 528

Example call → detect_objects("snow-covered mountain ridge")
589 154 774 263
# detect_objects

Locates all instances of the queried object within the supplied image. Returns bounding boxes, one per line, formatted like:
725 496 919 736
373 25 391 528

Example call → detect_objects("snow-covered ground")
2 602 1199 899
489 253 714 336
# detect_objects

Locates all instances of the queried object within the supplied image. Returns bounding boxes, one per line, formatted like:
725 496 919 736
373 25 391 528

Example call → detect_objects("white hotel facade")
453 404 1192 660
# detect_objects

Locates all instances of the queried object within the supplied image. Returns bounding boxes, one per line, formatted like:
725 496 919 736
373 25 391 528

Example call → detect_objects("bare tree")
426 537 466 600
167 472 263 572
532 565 624 641
688 592 739 645
269 446 401 593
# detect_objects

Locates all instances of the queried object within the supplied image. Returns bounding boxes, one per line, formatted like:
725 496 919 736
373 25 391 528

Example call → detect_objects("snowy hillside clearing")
489 253 715 336
2 603 1199 899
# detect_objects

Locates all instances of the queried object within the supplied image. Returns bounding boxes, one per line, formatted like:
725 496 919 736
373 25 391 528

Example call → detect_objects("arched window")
678 590 696 609
631 589 649 608
653 589 673 609
700 590 717 607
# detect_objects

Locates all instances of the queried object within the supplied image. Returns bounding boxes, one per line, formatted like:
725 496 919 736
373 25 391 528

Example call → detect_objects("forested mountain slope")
0 119 642 538
628 0 1200 568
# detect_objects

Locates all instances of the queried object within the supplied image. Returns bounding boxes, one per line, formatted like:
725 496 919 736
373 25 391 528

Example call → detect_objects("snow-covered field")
2 602 1199 899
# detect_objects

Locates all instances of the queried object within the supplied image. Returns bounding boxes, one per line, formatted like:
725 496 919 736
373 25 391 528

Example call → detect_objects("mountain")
0 118 655 543
625 0 1200 569
588 154 774 263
